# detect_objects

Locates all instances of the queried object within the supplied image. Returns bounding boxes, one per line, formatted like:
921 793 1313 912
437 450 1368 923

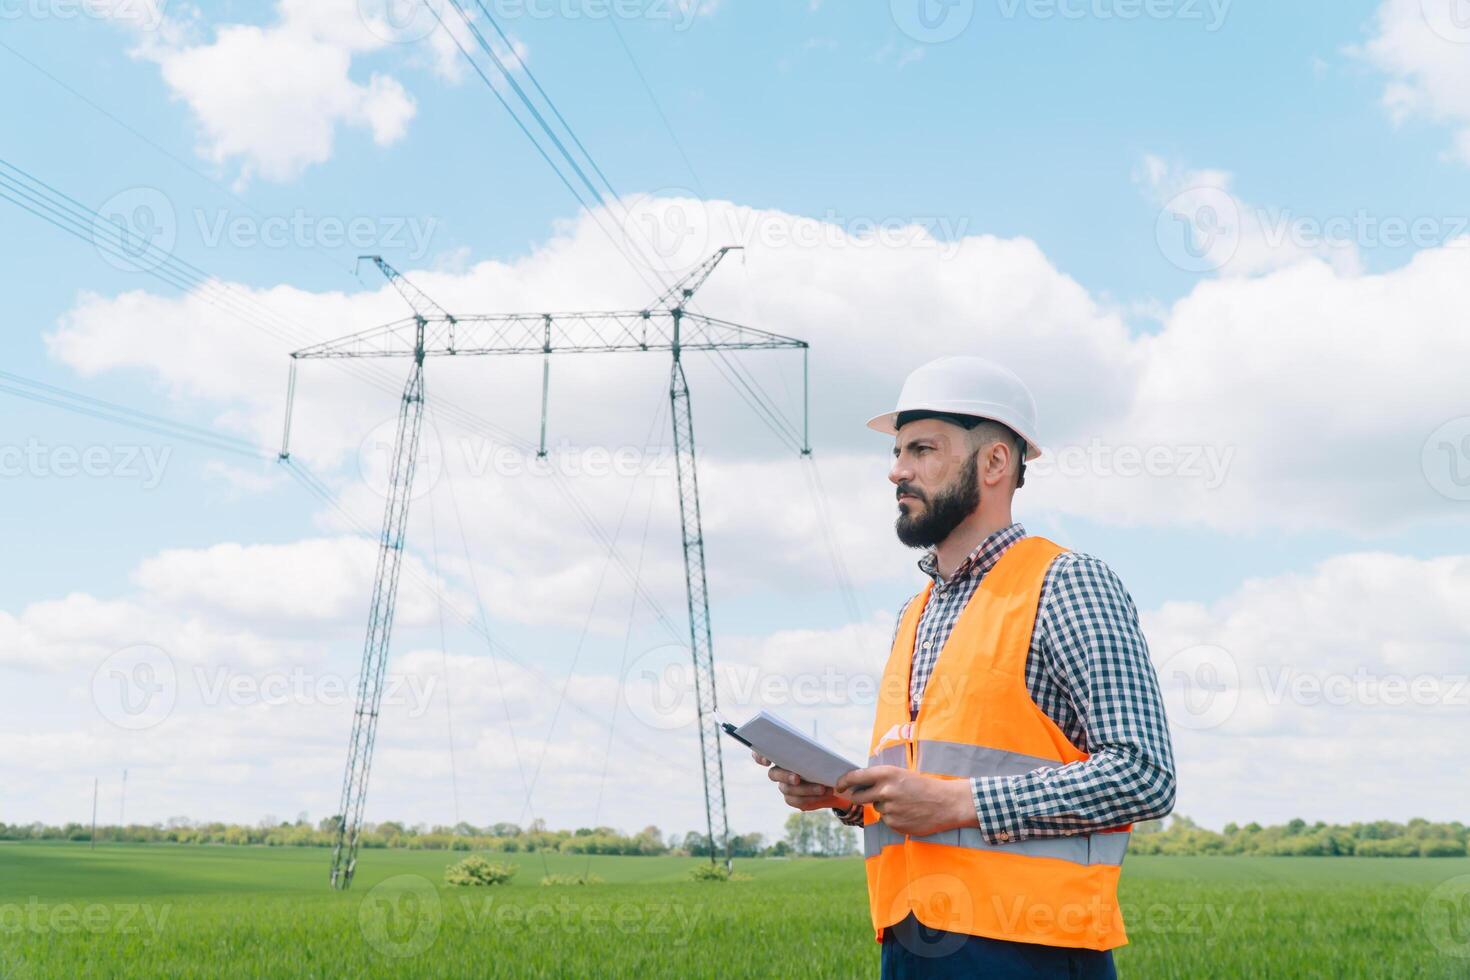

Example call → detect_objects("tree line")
0 810 858 858
1130 815 1469 857
4 814 1461 857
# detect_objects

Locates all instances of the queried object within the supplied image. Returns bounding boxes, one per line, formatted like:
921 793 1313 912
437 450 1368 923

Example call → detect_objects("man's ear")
980 440 1010 487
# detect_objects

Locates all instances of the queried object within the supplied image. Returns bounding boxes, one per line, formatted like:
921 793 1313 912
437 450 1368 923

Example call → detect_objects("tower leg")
669 352 733 869
329 348 426 889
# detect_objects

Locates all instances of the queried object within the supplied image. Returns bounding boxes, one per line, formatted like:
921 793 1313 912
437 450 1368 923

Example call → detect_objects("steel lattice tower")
280 249 808 887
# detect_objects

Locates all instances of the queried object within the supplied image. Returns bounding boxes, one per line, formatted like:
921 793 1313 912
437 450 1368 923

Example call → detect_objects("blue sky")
3 0 1469 842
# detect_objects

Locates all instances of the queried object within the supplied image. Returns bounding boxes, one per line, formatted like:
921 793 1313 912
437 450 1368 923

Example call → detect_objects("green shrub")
444 855 517 886
540 873 605 886
687 864 751 882
689 863 731 881
1418 839 1467 858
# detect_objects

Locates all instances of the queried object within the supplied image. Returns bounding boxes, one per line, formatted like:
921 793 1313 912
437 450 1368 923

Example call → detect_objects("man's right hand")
751 751 852 811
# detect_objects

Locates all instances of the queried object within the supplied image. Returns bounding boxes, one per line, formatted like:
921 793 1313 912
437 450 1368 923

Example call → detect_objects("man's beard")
895 452 981 549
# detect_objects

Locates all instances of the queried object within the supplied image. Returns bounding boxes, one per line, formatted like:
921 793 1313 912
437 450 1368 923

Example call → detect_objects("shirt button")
996 832 1010 842
923 642 933 649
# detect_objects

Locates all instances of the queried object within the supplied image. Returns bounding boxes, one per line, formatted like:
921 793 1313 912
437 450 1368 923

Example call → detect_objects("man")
755 356 1175 978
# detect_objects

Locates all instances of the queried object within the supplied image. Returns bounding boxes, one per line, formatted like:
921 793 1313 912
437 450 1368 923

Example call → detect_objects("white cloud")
1356 0 1470 165
0 536 457 673
114 0 429 184
1144 551 1470 825
0 591 314 674
104 0 537 182
132 537 457 628
1138 155 1362 277
6 549 1467 836
144 24 413 184
42 193 1470 537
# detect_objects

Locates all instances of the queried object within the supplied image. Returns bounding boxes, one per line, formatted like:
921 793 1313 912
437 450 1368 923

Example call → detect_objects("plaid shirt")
837 523 1176 843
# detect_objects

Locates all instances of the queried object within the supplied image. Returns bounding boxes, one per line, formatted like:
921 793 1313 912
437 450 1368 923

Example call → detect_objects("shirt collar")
917 522 1027 588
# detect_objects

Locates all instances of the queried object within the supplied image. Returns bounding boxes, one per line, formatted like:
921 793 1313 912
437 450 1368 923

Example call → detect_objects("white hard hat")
866 356 1043 460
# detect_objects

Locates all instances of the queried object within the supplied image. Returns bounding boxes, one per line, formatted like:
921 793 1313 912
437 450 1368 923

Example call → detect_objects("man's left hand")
835 766 978 837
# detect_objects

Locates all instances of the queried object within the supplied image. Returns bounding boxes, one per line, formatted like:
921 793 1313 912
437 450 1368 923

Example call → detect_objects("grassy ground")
1 843 1466 977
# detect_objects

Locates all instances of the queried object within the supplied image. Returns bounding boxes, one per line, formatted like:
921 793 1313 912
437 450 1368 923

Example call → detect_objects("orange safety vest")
863 536 1131 951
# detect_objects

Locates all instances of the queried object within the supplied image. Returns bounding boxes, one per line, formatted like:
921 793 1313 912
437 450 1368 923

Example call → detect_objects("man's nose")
889 457 911 485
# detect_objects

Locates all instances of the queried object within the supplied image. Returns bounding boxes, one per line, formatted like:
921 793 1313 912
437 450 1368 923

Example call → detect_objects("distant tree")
633 826 666 855
784 812 816 855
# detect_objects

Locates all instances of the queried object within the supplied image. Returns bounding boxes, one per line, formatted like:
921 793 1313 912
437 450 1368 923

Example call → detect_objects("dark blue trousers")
880 914 1117 979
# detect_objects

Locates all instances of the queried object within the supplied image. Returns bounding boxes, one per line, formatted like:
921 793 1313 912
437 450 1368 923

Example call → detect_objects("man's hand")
751 751 851 811
835 766 978 837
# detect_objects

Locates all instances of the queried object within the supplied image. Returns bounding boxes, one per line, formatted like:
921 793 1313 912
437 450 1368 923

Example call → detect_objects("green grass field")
1 843 1467 977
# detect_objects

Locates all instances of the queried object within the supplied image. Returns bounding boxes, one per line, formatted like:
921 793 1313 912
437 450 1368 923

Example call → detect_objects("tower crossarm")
291 310 807 360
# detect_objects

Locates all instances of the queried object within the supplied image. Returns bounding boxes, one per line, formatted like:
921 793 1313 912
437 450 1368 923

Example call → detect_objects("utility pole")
281 248 808 887
90 778 98 850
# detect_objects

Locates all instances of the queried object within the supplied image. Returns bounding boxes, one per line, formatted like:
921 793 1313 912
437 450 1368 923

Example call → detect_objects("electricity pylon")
279 249 809 887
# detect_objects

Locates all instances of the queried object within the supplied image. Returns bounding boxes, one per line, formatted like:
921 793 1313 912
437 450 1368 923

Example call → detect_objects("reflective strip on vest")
862 740 1129 865
867 744 909 768
864 822 1130 866
915 740 1062 779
